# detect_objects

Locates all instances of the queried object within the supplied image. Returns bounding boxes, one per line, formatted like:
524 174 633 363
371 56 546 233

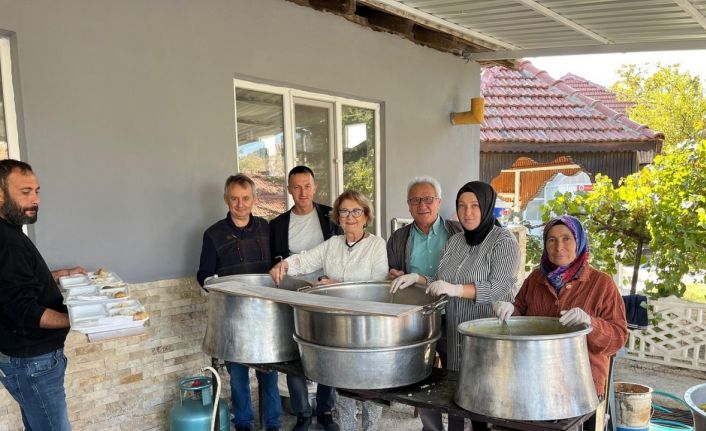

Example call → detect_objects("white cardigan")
285 234 388 282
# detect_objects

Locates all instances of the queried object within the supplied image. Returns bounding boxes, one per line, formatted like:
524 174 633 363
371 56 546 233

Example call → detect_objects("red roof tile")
560 73 634 115
480 61 663 146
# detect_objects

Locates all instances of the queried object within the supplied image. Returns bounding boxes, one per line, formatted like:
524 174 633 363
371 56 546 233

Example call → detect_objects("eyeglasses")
339 208 364 218
407 196 439 205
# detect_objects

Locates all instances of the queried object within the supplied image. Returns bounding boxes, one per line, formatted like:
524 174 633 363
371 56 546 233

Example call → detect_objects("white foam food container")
64 284 130 305
59 274 91 289
69 300 148 334
88 271 123 287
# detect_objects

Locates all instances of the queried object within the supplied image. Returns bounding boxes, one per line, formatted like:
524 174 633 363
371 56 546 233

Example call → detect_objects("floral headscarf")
540 215 589 293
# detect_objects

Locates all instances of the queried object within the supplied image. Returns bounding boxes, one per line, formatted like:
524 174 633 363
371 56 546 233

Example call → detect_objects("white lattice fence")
625 296 706 371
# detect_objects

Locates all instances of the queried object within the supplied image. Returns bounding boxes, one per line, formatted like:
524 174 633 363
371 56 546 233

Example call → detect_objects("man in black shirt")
0 159 85 431
197 174 280 431
269 166 341 431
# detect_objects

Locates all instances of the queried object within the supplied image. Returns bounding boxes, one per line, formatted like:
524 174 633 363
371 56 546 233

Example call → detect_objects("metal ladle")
500 319 512 335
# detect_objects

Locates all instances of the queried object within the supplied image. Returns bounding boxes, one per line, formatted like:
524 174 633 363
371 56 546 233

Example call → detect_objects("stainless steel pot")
455 317 598 421
202 274 312 363
295 334 440 389
293 281 446 348
685 383 706 431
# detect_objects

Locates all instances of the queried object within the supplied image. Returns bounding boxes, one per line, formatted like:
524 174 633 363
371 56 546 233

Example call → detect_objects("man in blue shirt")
387 176 461 431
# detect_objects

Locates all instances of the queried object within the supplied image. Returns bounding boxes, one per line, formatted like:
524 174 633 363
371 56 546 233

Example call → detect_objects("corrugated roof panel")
380 0 706 57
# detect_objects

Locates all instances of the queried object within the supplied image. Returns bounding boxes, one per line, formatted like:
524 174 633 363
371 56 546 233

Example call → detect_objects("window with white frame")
234 80 381 234
0 34 19 161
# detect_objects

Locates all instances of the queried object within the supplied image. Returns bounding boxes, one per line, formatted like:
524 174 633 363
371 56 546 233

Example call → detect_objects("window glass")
235 88 286 219
342 105 376 225
294 102 332 205
0 55 7 160
234 81 381 233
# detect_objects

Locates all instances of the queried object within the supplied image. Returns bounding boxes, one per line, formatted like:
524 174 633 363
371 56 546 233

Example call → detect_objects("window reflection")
235 88 286 219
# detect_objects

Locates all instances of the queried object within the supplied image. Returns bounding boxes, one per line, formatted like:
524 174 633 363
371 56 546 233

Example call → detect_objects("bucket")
615 382 653 431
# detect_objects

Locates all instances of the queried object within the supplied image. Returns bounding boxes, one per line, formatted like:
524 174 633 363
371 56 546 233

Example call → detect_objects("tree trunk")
630 224 646 295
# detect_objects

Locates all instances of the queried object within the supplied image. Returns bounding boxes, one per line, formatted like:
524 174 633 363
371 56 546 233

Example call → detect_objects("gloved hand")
390 273 419 293
559 307 591 327
492 301 515 323
426 280 464 297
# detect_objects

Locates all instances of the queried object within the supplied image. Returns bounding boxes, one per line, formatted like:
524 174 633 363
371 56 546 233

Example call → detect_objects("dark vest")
206 216 272 275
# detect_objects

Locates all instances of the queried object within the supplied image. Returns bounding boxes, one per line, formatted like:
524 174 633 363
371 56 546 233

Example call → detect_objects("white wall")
0 0 480 282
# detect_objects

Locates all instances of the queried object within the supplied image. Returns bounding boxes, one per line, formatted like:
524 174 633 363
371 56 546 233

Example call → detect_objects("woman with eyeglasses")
270 190 387 431
270 189 387 286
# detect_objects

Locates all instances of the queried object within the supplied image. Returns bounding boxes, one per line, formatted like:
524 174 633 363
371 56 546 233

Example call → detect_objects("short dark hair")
224 174 256 195
288 166 315 182
0 159 34 193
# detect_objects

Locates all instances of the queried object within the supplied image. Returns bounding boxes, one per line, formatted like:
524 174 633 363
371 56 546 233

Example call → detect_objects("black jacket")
269 202 342 262
0 217 69 357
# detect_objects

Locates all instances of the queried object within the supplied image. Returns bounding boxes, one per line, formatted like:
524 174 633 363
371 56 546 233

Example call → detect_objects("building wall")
0 0 480 282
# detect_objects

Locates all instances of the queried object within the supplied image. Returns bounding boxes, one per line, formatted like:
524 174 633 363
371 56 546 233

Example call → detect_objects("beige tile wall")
0 277 231 431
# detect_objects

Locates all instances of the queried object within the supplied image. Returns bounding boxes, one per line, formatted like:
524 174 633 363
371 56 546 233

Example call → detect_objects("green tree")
611 64 706 149
342 105 376 205
539 138 706 298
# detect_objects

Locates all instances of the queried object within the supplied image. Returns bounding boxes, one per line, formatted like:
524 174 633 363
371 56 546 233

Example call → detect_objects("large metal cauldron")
293 281 445 389
685 383 706 431
295 334 440 389
455 317 598 421
202 274 312 363
293 281 446 348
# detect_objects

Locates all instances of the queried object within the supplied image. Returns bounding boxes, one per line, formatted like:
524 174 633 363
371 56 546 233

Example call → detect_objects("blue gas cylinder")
169 375 229 431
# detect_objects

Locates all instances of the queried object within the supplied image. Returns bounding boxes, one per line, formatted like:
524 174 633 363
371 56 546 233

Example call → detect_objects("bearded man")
0 159 85 431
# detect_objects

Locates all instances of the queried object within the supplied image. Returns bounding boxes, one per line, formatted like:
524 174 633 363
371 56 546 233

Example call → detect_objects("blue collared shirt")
409 216 449 278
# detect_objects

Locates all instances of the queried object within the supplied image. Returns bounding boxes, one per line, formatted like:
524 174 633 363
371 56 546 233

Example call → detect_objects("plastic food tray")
59 274 92 289
88 271 123 287
68 300 148 334
64 284 130 305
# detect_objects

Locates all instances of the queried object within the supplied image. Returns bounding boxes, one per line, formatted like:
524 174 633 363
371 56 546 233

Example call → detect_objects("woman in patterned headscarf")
494 215 628 399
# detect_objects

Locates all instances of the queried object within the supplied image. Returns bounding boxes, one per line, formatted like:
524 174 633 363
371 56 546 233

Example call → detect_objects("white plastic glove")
390 273 419 293
426 280 464 297
492 301 515 323
559 307 591 327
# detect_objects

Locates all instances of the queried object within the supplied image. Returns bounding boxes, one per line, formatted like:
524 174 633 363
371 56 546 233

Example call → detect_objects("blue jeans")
286 374 336 418
227 362 281 429
0 348 71 431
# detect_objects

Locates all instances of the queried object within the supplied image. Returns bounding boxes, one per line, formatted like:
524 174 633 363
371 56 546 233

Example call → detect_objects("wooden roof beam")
288 0 356 15
673 0 706 31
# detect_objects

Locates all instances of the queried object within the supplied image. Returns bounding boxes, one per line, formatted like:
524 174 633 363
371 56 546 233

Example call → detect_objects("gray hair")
224 174 257 195
406 176 442 198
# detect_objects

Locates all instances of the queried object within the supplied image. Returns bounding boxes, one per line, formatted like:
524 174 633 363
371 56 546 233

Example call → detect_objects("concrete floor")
245 356 706 431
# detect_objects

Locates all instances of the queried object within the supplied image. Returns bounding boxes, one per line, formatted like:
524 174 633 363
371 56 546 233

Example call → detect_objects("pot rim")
293 333 441 352
457 316 592 340
204 273 312 292
684 382 706 418
296 281 445 313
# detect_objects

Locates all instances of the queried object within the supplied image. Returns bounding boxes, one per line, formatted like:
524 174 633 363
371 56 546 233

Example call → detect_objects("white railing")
624 295 706 371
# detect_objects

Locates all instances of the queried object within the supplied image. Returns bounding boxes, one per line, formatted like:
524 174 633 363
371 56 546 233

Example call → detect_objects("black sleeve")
269 216 286 264
196 231 217 287
387 230 404 272
0 240 48 328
